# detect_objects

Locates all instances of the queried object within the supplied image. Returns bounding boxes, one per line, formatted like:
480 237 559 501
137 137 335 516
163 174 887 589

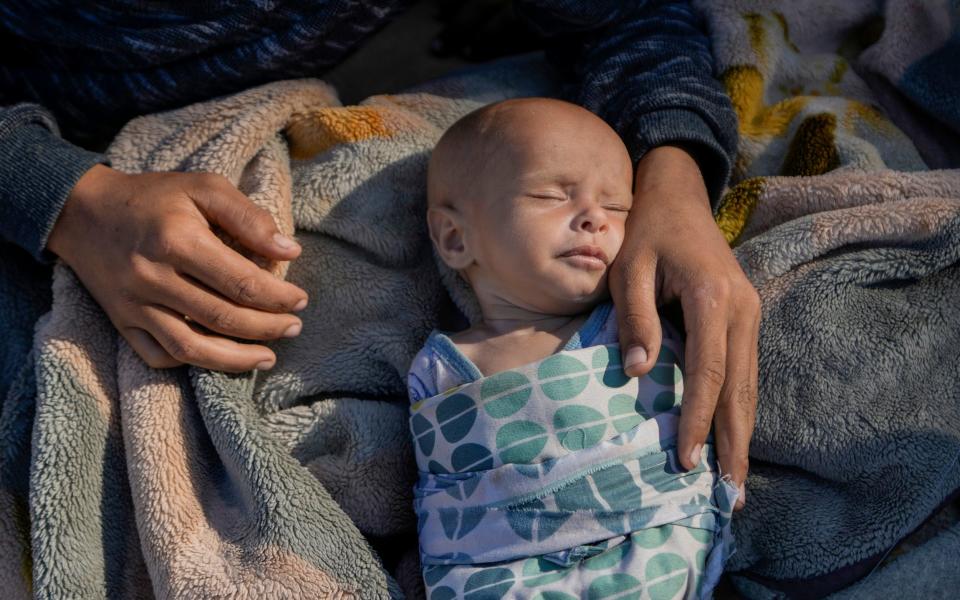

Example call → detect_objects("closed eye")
603 205 631 213
527 193 567 201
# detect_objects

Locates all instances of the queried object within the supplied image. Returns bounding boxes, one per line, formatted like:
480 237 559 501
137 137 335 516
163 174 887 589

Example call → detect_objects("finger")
140 304 277 373
677 285 729 470
743 318 759 510
190 173 302 261
713 310 759 511
736 324 759 512
153 272 303 341
611 250 662 377
178 232 308 313
121 327 183 369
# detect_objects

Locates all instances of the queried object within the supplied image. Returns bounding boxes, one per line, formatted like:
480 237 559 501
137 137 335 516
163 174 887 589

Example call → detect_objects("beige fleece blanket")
1 1 958 595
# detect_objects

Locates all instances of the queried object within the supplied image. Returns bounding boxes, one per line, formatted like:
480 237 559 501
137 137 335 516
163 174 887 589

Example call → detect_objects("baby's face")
463 105 634 315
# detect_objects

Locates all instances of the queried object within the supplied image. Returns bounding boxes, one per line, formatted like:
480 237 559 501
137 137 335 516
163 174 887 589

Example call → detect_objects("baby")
408 98 737 600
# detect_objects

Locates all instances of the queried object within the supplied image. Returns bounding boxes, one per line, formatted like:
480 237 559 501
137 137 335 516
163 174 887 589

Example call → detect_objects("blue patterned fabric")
407 307 739 599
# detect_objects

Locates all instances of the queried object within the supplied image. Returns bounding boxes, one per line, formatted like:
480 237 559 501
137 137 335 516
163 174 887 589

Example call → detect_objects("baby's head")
427 97 634 317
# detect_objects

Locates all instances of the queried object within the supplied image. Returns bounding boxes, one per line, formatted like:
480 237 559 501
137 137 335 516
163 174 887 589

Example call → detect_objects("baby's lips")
558 244 609 264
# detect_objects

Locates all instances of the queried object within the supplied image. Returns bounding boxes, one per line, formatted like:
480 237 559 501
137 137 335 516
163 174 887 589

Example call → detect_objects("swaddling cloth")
409 340 738 600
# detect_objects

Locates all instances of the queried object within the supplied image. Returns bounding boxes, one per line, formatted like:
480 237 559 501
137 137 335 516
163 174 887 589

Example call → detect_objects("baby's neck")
449 305 591 377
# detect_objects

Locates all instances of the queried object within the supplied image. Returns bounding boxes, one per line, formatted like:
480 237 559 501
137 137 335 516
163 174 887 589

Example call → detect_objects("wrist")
47 164 125 260
634 145 708 200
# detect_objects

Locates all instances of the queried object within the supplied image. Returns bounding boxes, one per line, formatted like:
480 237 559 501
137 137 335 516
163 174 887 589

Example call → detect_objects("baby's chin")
535 283 611 315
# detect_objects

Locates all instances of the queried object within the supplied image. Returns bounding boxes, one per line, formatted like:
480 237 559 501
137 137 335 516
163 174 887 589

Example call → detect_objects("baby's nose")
578 207 608 232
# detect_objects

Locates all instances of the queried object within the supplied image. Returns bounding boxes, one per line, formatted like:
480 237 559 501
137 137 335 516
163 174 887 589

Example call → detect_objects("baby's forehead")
428 98 631 207
486 118 627 175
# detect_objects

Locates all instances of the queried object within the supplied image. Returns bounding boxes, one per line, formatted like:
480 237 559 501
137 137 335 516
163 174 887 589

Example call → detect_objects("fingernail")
255 359 275 371
688 444 702 468
293 298 308 311
283 322 302 338
624 346 648 371
273 233 298 250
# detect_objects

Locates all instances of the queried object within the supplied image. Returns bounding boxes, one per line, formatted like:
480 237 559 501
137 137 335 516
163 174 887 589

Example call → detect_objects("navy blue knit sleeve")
0 104 108 263
514 0 738 207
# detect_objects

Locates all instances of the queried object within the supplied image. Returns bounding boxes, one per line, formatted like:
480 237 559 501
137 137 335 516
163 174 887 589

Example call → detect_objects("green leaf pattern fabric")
411 342 738 599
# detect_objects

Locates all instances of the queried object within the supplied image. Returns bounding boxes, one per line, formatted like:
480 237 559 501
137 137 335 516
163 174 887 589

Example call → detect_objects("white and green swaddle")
409 327 738 600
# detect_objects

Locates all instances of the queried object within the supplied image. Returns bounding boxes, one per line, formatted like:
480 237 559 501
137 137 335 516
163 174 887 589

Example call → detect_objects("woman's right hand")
47 164 309 372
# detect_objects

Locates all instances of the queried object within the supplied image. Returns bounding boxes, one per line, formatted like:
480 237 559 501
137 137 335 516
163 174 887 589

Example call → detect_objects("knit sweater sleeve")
514 0 739 207
0 104 108 263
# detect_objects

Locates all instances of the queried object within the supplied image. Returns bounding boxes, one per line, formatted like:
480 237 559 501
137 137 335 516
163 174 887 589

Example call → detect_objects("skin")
428 99 632 376
618 145 758 508
48 100 758 510
430 98 756 509
47 167 308 372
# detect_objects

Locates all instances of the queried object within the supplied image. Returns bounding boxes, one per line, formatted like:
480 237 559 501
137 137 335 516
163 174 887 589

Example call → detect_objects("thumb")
191 174 301 260
612 256 662 378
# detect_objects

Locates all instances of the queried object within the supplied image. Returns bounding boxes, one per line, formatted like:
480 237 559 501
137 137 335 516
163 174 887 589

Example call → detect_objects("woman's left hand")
610 145 759 511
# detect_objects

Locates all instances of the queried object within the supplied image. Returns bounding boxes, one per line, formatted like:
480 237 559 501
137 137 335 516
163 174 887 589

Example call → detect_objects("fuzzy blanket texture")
0 0 958 598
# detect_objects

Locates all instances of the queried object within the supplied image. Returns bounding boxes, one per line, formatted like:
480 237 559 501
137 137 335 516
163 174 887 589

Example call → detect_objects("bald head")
425 97 635 317
427 98 631 212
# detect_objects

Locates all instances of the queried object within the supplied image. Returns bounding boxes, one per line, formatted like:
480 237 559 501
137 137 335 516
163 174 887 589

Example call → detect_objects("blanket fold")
0 1 958 597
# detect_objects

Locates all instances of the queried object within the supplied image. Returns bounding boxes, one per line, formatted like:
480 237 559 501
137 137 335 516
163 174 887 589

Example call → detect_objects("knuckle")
733 456 750 475
712 280 733 303
240 205 274 234
716 444 750 475
128 255 152 281
693 411 713 430
621 311 656 331
151 225 187 260
208 307 237 332
692 276 731 304
735 378 755 401
231 275 260 304
164 335 197 362
126 256 161 292
129 253 156 277
740 377 758 402
693 359 726 390
724 456 750 479
730 379 758 417
741 286 762 313
688 285 714 310
117 286 140 308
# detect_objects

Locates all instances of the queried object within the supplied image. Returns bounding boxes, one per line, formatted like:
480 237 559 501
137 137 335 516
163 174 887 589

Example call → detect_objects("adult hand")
47 164 309 372
610 146 759 510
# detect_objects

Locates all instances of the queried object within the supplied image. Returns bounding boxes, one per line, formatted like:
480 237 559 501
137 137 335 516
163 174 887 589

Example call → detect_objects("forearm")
515 0 739 207
0 104 108 262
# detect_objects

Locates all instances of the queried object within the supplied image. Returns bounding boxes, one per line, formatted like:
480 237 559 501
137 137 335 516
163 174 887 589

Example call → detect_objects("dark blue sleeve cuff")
624 108 734 211
515 0 739 211
0 104 109 263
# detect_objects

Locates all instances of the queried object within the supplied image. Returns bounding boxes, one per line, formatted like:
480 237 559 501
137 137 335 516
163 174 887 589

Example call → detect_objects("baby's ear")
427 205 473 270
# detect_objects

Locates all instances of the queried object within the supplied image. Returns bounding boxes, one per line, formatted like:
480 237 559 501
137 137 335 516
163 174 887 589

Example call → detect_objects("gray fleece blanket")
726 170 960 599
695 1 960 597
0 59 557 600
0 1 958 598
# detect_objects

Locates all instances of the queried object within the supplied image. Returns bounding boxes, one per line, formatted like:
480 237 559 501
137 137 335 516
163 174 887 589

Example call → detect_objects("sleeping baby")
407 98 738 600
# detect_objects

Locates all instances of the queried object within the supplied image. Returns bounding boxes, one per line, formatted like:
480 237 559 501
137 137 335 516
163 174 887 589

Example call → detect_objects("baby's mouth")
558 245 609 271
